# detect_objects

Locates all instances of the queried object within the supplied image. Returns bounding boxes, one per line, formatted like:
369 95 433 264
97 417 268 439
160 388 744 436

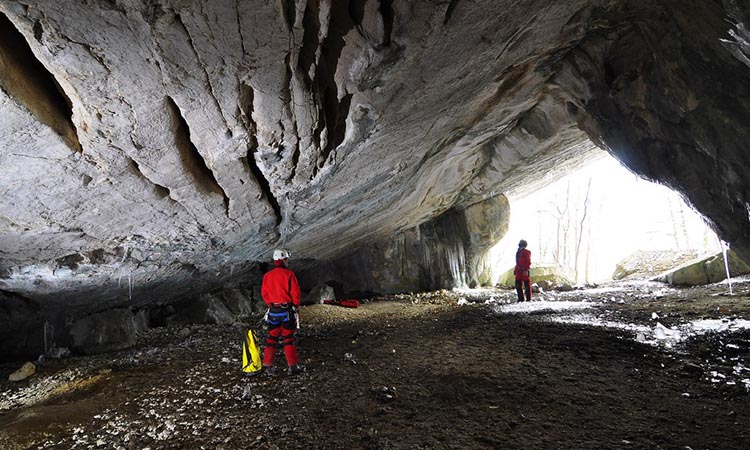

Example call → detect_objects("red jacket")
514 248 531 281
261 263 301 306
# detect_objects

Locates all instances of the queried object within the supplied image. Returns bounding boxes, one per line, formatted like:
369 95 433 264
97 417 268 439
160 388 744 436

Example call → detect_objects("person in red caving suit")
261 249 304 375
514 239 532 302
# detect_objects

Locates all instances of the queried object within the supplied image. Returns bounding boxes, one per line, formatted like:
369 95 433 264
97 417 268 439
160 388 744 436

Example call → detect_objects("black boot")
288 364 305 375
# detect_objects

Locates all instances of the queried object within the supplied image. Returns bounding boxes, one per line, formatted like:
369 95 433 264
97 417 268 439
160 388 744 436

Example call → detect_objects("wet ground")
1 278 750 450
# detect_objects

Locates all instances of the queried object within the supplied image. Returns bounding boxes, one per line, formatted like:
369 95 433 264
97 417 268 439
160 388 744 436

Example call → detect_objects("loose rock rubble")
1 279 750 449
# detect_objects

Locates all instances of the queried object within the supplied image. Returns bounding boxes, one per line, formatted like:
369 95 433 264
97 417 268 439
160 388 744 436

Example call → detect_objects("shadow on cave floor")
1 278 750 450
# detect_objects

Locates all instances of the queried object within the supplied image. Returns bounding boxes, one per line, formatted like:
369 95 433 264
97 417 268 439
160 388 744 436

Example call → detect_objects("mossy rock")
657 250 750 286
612 250 702 280
497 264 574 288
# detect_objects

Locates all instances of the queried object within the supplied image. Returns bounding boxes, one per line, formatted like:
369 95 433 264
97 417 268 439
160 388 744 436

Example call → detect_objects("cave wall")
0 269 262 361
551 0 750 263
0 290 45 360
301 194 509 294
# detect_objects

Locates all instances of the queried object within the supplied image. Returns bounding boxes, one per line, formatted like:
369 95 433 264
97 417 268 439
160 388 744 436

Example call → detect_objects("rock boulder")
8 361 36 382
164 293 236 326
613 250 704 280
657 251 750 286
70 309 137 355
497 264 575 290
303 284 336 306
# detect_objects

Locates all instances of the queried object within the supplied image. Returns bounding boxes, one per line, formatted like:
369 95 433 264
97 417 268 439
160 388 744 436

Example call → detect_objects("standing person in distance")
261 249 304 375
514 239 532 302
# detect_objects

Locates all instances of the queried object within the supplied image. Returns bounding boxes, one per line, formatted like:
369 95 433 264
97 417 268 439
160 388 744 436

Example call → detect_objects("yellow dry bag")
241 329 262 375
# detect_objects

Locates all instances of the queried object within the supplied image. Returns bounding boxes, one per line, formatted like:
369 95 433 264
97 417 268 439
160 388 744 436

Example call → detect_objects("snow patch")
541 315 750 348
491 294 750 392
493 300 595 314
545 313 650 334
688 319 750 334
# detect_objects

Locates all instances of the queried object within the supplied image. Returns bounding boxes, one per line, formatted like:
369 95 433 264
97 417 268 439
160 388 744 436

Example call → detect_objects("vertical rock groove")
238 83 282 226
330 93 352 152
173 13 232 136
128 158 171 200
234 0 247 57
349 0 366 26
314 1 358 170
243 151 283 226
298 0 321 83
238 82 257 137
318 88 353 170
281 0 297 30
165 96 230 215
0 12 81 152
283 52 301 183
379 0 394 46
443 0 460 26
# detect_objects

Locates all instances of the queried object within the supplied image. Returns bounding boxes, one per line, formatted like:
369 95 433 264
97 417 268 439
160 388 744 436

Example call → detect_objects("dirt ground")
1 278 750 450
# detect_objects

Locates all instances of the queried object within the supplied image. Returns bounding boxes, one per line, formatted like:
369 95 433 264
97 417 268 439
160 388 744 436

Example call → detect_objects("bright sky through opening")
491 152 719 284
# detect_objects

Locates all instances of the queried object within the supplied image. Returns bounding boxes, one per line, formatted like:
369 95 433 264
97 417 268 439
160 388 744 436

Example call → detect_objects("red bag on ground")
322 299 360 308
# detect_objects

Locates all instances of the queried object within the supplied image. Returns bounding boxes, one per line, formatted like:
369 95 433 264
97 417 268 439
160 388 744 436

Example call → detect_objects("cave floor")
2 279 750 450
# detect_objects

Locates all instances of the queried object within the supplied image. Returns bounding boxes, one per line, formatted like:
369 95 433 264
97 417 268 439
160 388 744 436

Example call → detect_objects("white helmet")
273 249 290 260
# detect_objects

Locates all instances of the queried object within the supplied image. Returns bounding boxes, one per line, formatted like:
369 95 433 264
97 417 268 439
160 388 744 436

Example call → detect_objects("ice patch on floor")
539 315 750 347
491 296 750 392
687 319 750 334
545 313 651 334
493 300 595 314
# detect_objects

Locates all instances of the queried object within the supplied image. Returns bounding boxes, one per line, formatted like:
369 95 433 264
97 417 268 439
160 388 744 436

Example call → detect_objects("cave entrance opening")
489 151 719 286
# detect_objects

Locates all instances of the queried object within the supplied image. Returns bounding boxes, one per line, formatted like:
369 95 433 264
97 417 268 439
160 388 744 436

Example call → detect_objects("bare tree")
667 196 682 249
553 181 572 268
677 199 690 248
574 178 593 282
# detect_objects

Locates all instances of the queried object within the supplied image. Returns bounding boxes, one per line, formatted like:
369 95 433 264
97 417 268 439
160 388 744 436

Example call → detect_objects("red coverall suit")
514 248 532 302
261 261 301 367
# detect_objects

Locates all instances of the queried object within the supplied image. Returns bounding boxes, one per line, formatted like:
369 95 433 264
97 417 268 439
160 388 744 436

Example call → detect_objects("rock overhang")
0 0 748 311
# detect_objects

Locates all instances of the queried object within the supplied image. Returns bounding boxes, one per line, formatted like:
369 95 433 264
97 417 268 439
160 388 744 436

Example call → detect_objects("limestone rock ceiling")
0 0 749 305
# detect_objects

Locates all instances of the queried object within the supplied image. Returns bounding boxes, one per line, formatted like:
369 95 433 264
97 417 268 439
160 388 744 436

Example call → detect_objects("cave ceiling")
1 0 749 305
